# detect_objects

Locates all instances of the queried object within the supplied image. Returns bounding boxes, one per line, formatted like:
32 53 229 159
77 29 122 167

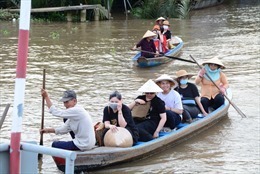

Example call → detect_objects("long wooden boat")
53 88 232 173
132 36 183 68
191 0 225 10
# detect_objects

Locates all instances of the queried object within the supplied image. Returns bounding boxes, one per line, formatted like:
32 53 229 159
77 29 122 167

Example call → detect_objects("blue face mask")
180 79 188 85
109 103 118 110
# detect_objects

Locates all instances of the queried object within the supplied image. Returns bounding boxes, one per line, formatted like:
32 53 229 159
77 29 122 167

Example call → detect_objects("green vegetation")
1 29 10 36
32 12 66 22
177 0 192 19
0 9 19 21
131 0 192 19
1 0 113 22
1 0 191 21
49 31 60 39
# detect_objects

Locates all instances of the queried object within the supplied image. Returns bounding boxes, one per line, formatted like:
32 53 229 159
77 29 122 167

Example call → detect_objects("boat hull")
54 89 232 173
132 36 184 68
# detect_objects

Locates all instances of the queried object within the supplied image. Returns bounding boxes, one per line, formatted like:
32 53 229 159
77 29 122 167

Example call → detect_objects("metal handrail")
0 142 77 174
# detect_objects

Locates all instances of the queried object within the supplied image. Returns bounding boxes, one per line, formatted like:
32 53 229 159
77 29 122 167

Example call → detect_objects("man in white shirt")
40 89 96 151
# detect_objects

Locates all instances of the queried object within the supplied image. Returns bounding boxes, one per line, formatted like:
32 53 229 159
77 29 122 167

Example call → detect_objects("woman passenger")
161 20 172 51
195 57 229 113
152 16 166 31
175 70 208 123
155 74 183 129
103 91 139 145
128 79 166 142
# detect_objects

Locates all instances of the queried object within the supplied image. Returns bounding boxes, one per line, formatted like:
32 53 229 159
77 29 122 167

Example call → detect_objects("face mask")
163 25 169 30
109 102 118 110
180 79 188 85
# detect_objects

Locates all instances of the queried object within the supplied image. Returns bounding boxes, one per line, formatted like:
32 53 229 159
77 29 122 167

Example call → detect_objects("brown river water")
0 1 259 173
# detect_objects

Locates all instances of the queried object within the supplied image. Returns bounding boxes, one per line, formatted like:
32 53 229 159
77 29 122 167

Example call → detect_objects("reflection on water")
0 1 259 173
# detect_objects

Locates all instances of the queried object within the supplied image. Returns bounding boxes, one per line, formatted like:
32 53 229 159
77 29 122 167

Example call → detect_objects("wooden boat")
191 0 225 10
53 88 232 173
132 36 183 68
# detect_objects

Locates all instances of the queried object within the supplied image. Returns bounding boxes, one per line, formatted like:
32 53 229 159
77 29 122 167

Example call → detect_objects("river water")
0 1 259 173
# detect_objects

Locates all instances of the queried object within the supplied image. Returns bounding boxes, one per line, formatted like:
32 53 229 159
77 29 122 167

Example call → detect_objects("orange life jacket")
153 39 162 53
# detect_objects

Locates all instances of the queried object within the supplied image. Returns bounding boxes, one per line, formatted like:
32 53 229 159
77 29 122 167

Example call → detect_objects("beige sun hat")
142 30 157 38
138 79 163 93
163 20 170 26
155 74 178 89
175 70 194 79
202 57 225 69
156 17 166 21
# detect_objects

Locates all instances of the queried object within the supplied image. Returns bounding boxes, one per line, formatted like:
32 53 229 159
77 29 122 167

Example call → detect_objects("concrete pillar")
80 9 86 22
94 8 99 21
67 12 72 22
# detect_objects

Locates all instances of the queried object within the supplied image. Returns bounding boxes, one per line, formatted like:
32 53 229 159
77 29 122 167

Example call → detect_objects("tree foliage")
131 0 191 19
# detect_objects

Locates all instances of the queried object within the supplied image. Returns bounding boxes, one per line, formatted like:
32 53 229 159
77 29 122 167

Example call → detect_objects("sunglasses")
145 92 155 95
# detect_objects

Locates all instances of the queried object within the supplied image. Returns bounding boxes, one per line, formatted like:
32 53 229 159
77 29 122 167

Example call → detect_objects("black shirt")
136 95 166 123
175 82 200 101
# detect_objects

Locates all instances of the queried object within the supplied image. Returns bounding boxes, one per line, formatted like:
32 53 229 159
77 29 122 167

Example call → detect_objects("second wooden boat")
132 36 183 68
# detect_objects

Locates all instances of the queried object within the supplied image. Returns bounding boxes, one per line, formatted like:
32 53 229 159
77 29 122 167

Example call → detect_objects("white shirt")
49 105 96 151
157 90 183 110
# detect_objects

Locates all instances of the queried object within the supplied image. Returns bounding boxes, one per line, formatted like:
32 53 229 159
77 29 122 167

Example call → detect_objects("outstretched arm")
40 128 55 134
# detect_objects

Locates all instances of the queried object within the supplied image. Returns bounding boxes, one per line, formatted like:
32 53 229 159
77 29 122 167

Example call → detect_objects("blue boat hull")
132 36 184 68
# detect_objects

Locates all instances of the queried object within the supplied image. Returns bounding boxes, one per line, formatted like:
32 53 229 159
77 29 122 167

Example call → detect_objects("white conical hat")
202 57 225 69
155 74 178 89
156 17 166 21
142 30 157 38
138 79 163 93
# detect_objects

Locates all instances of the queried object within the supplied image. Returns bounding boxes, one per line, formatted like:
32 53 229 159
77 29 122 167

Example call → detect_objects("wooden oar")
190 55 247 118
39 69 46 158
0 104 11 130
134 49 196 64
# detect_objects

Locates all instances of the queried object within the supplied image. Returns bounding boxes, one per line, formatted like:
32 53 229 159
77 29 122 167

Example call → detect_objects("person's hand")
219 86 226 95
117 101 122 111
41 88 48 98
202 112 208 116
131 46 137 51
109 125 118 132
153 131 159 139
40 128 54 134
198 68 206 78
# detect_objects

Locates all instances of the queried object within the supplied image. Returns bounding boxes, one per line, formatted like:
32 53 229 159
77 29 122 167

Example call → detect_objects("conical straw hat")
156 17 166 21
175 70 194 79
142 30 157 38
202 57 225 69
138 79 163 93
163 20 170 26
155 74 178 89
104 127 133 147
